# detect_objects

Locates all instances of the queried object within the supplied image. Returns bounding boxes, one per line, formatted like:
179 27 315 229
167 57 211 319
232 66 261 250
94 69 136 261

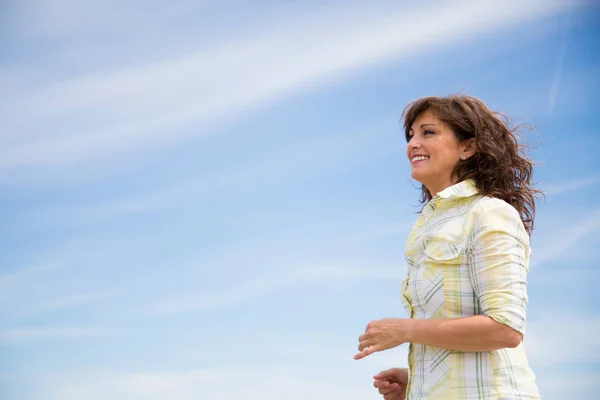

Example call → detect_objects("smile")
411 155 429 162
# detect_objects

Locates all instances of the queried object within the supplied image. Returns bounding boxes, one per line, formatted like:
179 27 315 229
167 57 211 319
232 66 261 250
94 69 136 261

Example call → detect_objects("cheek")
437 138 460 163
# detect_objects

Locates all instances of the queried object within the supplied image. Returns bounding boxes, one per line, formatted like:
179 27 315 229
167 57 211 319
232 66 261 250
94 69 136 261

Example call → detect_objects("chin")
410 170 426 185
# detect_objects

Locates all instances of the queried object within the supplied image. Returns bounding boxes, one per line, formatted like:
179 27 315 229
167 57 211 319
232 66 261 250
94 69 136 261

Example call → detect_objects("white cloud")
537 371 600 399
333 219 413 249
547 3 573 115
14 291 110 318
17 312 600 400
34 368 373 400
526 315 600 366
19 118 389 223
1 0 581 169
10 0 213 38
526 313 600 399
153 263 400 314
532 207 600 266
0 260 112 319
0 327 123 342
0 262 66 291
24 344 409 400
543 174 600 195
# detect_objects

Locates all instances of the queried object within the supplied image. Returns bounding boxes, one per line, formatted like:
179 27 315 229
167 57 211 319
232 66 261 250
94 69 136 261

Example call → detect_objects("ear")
461 138 477 159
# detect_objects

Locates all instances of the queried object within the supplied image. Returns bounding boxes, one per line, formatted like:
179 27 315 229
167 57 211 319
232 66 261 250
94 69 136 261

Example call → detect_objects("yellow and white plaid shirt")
400 179 540 400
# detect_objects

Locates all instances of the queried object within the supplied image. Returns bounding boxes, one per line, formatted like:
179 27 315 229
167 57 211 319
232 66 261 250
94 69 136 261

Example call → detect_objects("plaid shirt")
400 179 540 399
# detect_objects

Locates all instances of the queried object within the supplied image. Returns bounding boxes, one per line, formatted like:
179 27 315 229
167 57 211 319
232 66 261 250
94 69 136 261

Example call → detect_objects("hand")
373 368 408 400
354 318 411 360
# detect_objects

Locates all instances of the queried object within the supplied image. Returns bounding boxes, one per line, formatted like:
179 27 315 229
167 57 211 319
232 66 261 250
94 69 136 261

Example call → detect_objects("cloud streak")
19 118 390 225
543 174 600 195
13 291 111 318
532 207 600 266
153 264 400 314
0 262 66 289
1 0 581 169
19 342 409 400
547 2 573 115
16 312 600 400
527 315 600 365
0 327 123 342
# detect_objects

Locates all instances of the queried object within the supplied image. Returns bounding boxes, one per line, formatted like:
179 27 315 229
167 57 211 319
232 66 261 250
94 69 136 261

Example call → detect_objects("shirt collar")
436 179 479 199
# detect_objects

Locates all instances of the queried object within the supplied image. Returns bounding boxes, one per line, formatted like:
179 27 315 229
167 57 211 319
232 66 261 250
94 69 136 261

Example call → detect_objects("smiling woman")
354 94 543 400
402 95 540 235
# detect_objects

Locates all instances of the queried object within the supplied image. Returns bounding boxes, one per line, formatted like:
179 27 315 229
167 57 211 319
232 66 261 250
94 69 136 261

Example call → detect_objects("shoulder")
470 196 529 243
472 196 521 221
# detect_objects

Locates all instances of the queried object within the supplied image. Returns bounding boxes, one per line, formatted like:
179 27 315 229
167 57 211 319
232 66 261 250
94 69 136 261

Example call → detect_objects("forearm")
406 315 522 352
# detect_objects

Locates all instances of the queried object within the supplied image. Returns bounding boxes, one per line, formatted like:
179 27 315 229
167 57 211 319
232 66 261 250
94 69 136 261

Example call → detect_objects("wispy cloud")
334 220 414 249
153 264 399 314
8 0 213 38
526 313 600 399
0 262 113 320
0 327 123 342
19 311 600 400
14 291 110 318
547 3 573 115
35 367 375 400
532 207 600 266
25 343 409 400
538 371 600 399
0 262 65 288
543 174 600 195
527 315 600 366
1 0 580 170
19 118 390 224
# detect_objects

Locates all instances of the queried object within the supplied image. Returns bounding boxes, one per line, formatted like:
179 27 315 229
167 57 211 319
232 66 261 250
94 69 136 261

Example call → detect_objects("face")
406 109 473 195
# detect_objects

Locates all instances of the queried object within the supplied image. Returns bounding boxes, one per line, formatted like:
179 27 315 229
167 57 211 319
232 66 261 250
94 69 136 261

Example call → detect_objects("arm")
356 314 520 359
405 315 521 352
356 200 530 358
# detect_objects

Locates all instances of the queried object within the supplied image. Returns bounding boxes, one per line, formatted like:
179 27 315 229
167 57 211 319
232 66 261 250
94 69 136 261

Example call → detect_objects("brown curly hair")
401 94 543 235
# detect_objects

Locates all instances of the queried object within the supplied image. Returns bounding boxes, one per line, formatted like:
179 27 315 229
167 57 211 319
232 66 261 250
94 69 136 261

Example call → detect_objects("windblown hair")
401 94 543 235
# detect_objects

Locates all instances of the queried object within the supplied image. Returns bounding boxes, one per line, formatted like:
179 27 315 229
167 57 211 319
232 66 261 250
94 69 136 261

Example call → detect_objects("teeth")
412 156 429 161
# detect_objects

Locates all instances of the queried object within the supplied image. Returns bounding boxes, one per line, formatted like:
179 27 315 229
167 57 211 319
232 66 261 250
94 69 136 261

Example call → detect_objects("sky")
1 0 599 399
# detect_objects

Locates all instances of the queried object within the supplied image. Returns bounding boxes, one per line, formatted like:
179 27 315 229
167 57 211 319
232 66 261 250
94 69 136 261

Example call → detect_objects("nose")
406 135 421 152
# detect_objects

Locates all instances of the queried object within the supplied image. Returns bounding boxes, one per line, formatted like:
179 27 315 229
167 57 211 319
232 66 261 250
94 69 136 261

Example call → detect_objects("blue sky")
1 1 599 399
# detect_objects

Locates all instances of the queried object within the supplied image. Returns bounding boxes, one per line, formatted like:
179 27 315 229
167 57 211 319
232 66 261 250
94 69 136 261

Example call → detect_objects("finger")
358 332 373 345
376 381 403 393
378 383 401 394
377 384 396 395
358 339 374 352
373 368 396 379
374 380 390 389
353 344 379 360
390 383 404 394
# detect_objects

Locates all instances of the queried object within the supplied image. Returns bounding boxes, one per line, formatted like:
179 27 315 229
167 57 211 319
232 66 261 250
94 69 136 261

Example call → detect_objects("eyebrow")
409 123 437 132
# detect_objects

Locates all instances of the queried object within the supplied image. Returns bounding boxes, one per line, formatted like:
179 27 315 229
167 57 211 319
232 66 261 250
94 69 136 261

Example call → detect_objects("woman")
354 95 542 399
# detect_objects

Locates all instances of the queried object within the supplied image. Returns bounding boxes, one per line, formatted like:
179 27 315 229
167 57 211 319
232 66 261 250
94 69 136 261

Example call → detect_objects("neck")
425 179 456 197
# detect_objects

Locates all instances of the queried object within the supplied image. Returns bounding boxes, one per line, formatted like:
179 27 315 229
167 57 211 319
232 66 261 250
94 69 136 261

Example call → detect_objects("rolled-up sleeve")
467 199 530 335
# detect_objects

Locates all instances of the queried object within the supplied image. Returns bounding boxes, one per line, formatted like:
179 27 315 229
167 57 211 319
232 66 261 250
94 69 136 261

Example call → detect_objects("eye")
423 130 435 136
406 133 414 143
